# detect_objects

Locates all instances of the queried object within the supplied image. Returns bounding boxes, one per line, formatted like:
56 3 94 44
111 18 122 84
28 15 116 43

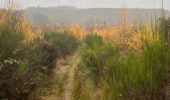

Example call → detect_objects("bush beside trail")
0 9 80 99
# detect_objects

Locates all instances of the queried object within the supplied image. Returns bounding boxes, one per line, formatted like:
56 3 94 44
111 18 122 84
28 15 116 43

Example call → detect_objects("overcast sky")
1 0 170 10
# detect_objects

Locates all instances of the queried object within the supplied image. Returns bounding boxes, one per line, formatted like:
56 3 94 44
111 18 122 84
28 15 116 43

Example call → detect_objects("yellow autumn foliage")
65 24 87 41
0 9 41 44
58 22 159 51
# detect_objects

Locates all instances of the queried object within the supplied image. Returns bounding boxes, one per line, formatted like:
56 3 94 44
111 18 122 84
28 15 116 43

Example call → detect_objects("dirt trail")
28 53 80 100
166 66 170 100
64 56 80 100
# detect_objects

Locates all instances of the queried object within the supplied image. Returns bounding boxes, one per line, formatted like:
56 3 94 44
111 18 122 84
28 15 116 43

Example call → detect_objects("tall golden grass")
42 22 158 51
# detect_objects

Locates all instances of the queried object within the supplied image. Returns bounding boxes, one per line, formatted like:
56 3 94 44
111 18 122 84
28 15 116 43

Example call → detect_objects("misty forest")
0 0 170 100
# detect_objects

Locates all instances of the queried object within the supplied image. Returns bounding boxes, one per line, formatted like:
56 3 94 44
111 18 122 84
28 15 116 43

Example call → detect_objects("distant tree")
165 17 170 41
33 13 50 25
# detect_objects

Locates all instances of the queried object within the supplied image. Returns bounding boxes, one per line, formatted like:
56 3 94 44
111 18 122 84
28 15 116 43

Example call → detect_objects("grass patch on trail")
36 76 67 98
28 64 69 100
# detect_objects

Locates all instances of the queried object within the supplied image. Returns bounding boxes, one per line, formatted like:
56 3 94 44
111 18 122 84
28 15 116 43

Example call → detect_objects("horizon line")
23 5 170 11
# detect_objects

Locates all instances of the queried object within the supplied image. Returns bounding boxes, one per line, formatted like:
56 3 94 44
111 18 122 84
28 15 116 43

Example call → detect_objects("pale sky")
1 0 170 10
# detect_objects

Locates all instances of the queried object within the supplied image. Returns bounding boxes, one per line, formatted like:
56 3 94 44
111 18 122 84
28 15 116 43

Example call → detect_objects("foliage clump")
74 25 169 99
44 32 79 58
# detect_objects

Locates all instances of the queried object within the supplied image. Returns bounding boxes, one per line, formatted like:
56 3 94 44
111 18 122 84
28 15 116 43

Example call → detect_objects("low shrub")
81 34 117 87
44 32 79 57
82 45 116 87
84 34 103 48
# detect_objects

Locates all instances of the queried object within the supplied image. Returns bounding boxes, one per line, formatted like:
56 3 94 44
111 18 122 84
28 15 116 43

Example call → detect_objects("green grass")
73 26 170 99
44 32 80 57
